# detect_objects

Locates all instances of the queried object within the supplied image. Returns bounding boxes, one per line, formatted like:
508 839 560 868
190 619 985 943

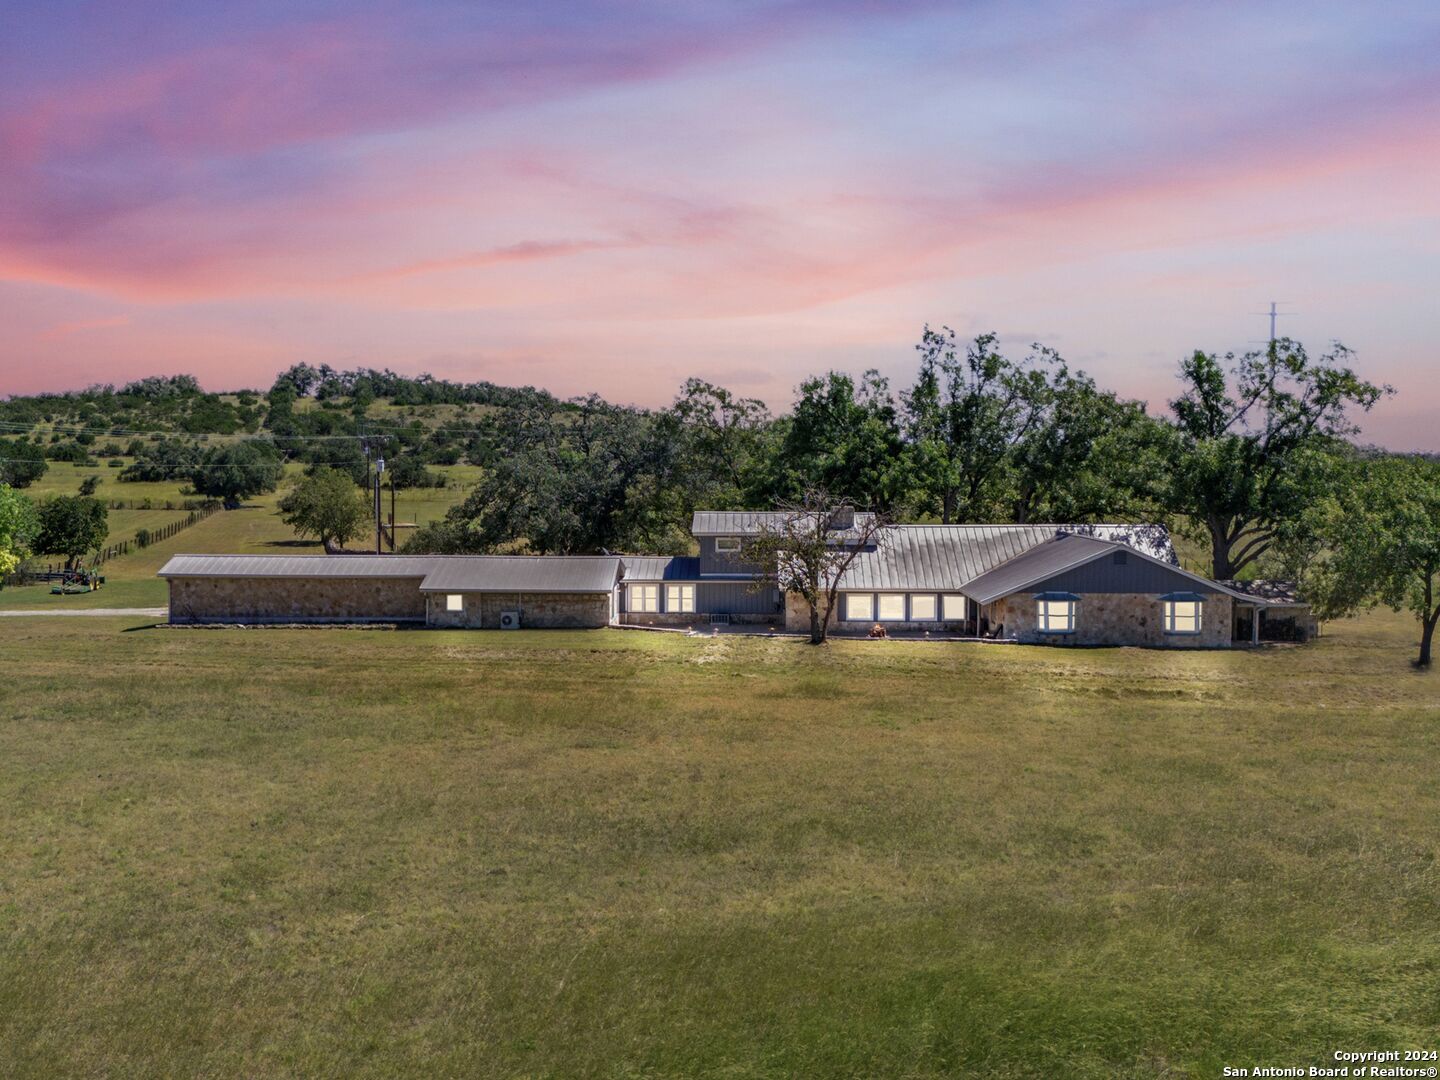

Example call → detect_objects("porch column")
1252 605 1261 645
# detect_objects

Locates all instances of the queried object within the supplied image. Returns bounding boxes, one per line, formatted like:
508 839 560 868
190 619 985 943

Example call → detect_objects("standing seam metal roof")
619 556 702 581
690 510 877 538
157 554 622 593
953 534 1120 604
833 524 1178 593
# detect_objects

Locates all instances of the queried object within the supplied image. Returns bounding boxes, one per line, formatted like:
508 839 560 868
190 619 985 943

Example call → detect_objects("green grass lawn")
1 610 1436 1077
3 463 479 610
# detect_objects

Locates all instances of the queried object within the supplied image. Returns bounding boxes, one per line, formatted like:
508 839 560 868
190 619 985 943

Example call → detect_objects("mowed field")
0 462 480 610
1 610 1437 1077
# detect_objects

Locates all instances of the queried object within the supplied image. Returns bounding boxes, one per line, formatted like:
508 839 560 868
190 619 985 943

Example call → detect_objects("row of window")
842 593 969 622
1036 597 1203 635
629 583 695 613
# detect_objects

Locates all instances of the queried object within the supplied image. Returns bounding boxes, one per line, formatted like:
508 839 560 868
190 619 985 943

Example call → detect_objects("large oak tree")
1160 339 1387 580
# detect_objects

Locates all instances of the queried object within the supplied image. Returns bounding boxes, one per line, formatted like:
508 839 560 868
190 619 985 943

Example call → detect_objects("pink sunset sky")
1 1 1437 448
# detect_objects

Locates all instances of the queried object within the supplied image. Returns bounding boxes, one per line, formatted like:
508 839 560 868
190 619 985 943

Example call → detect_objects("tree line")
6 329 1439 664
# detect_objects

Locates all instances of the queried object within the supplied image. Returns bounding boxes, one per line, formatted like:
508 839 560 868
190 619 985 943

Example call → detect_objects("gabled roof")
158 555 438 579
833 524 1177 593
958 533 1256 605
957 534 1122 604
1218 579 1308 605
415 557 622 593
691 510 877 539
619 556 702 581
158 554 623 593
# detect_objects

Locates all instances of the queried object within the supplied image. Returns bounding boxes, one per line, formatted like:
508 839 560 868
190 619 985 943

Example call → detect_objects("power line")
0 456 391 470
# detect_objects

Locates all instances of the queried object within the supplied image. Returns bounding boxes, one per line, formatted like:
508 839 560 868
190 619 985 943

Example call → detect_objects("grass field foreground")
1 610 1437 1076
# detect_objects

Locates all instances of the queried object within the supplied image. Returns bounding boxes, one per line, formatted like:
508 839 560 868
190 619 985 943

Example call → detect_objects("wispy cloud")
1 1 1438 447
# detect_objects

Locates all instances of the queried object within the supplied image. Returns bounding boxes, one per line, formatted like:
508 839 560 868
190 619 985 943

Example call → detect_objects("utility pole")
1254 301 1292 353
374 457 385 554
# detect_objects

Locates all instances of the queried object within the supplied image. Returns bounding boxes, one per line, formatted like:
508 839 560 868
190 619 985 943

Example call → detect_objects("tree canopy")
190 441 284 508
36 495 108 570
1300 455 1440 667
0 438 48 488
0 484 40 576
1159 339 1387 579
278 467 371 549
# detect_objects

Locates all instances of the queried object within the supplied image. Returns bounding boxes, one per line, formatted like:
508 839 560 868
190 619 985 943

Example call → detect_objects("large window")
877 594 906 621
909 594 937 620
942 594 967 621
445 594 463 612
1037 596 1076 633
844 593 873 621
1164 599 1202 634
715 537 742 553
631 584 659 613
666 584 696 613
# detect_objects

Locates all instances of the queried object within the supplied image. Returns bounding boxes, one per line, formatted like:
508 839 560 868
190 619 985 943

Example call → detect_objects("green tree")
742 489 890 645
119 438 203 482
0 438 48 488
1302 455 1440 667
1160 338 1387 580
1006 365 1167 524
36 495 108 570
902 329 1050 523
667 379 775 510
278 467 370 549
0 484 40 577
770 371 905 513
190 441 284 509
408 396 682 556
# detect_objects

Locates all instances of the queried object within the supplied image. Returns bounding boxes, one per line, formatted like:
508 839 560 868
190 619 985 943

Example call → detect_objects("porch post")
1252 605 1261 645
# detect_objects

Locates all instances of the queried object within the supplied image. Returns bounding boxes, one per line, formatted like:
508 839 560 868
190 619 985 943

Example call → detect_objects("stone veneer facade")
619 611 777 628
783 592 972 635
168 577 612 628
424 591 611 629
986 592 1233 648
168 576 427 624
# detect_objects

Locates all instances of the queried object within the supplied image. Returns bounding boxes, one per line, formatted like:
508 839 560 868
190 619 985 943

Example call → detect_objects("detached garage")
158 554 622 629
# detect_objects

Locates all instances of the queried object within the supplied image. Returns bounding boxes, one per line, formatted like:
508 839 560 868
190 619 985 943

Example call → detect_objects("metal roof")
1218 579 1308 605
956 533 1256 606
691 510 877 538
158 554 622 593
417 557 621 593
954 533 1119 604
158 555 439 579
833 524 1181 595
619 556 702 581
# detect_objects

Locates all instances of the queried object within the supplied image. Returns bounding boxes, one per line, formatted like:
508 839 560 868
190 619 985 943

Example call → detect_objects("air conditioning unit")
499 610 521 630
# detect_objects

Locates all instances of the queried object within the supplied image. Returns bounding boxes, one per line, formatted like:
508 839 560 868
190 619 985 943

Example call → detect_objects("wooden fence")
94 501 221 566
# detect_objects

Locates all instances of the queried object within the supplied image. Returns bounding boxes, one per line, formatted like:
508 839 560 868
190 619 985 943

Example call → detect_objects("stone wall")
986 592 1234 648
168 576 427 624
425 591 611 629
618 611 777 628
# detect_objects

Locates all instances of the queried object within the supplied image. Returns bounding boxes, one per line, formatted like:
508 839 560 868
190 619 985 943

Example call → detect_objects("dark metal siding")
698 536 766 576
699 581 780 615
619 580 778 614
1031 557 1221 596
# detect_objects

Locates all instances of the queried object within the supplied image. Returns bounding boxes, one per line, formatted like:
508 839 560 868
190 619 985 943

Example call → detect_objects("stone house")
158 511 1309 646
